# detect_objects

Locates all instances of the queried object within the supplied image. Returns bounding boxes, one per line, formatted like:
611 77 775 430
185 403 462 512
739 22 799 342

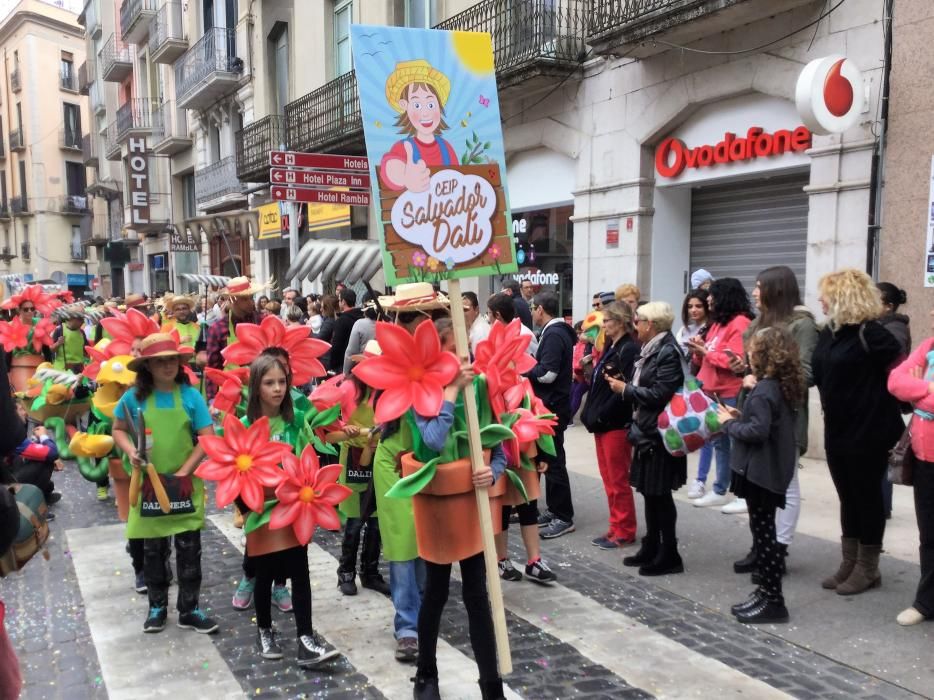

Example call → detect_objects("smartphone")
602 362 622 380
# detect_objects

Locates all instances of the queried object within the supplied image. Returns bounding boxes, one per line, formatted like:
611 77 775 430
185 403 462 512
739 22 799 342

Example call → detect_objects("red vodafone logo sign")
796 55 863 134
655 127 812 178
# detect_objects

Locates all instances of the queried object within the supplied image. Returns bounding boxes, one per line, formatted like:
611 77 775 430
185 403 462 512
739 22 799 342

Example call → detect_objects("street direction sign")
271 186 371 207
268 151 369 172
270 168 370 189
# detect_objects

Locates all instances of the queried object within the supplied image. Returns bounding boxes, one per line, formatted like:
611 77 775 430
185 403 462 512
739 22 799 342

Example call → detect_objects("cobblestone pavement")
0 464 929 699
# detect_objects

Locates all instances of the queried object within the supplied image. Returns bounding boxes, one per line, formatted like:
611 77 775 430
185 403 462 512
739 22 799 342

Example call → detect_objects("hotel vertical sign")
127 137 150 226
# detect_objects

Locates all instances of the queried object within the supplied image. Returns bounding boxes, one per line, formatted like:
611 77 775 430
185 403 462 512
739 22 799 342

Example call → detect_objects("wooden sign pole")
446 277 512 676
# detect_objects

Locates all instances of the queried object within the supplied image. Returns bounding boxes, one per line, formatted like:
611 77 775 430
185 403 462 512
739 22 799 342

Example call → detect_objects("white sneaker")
721 498 748 514
896 607 926 626
687 480 705 499
693 492 730 508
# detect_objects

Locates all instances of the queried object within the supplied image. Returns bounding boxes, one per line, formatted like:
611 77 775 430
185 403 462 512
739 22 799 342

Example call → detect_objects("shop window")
405 0 437 28
149 252 170 295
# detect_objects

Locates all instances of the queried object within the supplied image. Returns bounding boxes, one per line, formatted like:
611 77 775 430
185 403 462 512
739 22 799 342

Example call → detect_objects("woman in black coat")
581 302 640 549
607 301 686 576
813 269 904 596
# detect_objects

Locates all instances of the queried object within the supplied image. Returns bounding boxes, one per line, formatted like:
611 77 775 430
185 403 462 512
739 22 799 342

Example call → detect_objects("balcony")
175 27 241 110
285 70 362 155
9 128 25 151
587 0 823 58
437 0 588 90
0 246 14 262
61 194 91 216
20 243 29 260
60 69 78 92
11 196 28 215
60 129 83 151
151 100 191 155
116 98 152 141
87 175 122 199
195 156 246 208
78 0 102 39
78 61 91 94
120 0 157 45
10 69 20 92
236 114 283 183
90 81 105 116
149 2 187 64
100 34 133 82
80 214 106 245
104 122 121 160
0 202 10 220
82 133 99 166
0 139 5 159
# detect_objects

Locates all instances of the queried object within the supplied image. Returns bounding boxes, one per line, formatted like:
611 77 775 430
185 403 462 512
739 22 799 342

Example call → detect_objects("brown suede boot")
821 537 858 589
836 544 882 595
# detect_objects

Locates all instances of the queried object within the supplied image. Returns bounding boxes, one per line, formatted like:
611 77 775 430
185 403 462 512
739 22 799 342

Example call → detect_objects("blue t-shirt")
114 384 213 431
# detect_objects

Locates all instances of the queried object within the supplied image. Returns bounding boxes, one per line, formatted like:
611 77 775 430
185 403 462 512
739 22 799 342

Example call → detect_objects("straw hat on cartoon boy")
378 282 449 313
385 60 451 112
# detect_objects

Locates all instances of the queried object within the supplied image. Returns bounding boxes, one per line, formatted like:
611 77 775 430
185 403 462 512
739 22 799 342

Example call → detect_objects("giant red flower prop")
270 445 351 545
204 367 250 415
100 309 160 354
310 374 358 425
0 318 30 352
30 317 55 352
2 285 57 315
352 321 460 423
221 315 329 386
196 414 293 512
474 319 537 416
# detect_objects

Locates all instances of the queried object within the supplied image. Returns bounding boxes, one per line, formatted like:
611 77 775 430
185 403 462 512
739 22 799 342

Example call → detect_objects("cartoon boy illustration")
380 59 458 193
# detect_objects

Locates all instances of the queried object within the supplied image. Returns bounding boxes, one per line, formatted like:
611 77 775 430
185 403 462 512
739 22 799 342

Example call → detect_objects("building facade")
0 0 97 297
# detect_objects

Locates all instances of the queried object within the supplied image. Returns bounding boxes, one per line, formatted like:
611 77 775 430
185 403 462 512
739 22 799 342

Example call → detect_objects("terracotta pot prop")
401 451 504 565
502 465 540 507
108 457 131 522
9 354 42 393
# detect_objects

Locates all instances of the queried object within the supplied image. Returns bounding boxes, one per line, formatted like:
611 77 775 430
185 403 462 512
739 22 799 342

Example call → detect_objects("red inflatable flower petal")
221 316 328 385
269 446 351 544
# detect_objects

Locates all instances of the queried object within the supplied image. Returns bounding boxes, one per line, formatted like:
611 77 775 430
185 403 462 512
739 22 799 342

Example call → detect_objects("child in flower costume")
1 285 59 392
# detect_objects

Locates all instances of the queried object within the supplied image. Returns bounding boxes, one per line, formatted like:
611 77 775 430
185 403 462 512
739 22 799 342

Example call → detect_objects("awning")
286 240 383 285
179 274 231 287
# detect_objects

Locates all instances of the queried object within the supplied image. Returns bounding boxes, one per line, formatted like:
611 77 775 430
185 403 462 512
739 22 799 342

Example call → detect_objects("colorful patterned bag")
657 365 723 457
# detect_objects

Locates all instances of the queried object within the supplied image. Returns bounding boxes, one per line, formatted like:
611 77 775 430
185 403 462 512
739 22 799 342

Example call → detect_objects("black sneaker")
525 558 557 584
537 510 555 528
142 606 167 633
360 573 391 596
337 571 357 596
46 492 62 505
177 608 219 634
134 571 147 594
412 675 441 700
297 631 339 667
540 518 575 539
498 558 523 581
257 627 283 660
735 598 789 624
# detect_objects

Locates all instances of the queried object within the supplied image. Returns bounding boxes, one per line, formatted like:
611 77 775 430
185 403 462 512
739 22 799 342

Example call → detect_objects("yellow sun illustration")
451 31 494 75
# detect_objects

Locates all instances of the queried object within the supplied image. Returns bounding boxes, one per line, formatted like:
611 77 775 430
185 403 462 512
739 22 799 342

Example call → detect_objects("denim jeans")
710 396 736 495
389 558 426 640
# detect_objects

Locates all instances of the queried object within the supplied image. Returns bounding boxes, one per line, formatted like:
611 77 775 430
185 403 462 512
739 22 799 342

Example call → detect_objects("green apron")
172 320 199 348
373 417 417 561
53 326 86 371
338 397 377 519
125 389 205 539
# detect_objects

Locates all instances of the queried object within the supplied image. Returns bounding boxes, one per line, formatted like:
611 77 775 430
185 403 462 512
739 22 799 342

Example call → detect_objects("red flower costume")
270 446 351 544
220 315 329 386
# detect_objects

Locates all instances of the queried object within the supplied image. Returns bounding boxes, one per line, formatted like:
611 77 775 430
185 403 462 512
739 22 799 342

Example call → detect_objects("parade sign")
351 25 516 286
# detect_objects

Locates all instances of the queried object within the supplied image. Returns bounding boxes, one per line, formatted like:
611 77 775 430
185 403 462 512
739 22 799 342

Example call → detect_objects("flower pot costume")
1 285 59 392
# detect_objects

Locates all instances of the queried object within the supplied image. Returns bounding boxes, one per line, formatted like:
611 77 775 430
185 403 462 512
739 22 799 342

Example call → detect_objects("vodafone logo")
655 127 812 178
796 55 863 135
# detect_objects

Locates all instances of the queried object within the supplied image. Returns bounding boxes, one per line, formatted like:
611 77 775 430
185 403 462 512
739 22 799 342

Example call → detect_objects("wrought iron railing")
82 133 98 165
120 0 156 41
61 194 90 215
148 2 185 57
195 155 242 204
151 100 189 143
9 128 25 151
60 68 77 91
104 121 121 159
79 0 101 37
589 0 688 35
175 28 238 105
10 69 20 92
436 0 587 83
100 34 132 79
236 114 284 182
285 70 361 153
0 203 10 219
116 98 152 140
11 196 27 215
60 129 83 150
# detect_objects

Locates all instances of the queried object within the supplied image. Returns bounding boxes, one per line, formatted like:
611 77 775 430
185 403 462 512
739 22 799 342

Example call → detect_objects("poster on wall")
926 156 934 288
350 25 516 286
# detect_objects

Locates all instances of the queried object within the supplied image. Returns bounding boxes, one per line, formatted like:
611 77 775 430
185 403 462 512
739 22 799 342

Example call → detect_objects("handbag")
0 483 50 577
657 352 723 457
887 424 915 486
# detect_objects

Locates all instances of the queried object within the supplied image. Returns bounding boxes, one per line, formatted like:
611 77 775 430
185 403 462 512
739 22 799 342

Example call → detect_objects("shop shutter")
689 172 809 294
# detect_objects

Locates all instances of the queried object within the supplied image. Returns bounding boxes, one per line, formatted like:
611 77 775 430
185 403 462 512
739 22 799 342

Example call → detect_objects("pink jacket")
697 315 750 399
887 337 934 461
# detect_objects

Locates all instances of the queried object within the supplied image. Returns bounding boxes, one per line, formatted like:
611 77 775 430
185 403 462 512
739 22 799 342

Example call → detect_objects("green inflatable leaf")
309 404 341 430
500 412 520 429
520 454 536 472
77 456 108 482
479 424 515 449
505 470 529 504
385 457 439 499
244 500 278 535
537 433 556 457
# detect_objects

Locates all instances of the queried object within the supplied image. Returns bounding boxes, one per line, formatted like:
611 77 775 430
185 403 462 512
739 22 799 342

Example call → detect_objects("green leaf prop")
500 412 520 429
520 453 537 472
309 404 341 430
537 433 556 457
505 469 529 503
385 457 440 499
244 499 278 535
44 417 74 459
479 423 515 449
77 456 109 482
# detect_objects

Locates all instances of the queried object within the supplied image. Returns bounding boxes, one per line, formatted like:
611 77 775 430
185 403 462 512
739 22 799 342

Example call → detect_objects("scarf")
632 331 669 386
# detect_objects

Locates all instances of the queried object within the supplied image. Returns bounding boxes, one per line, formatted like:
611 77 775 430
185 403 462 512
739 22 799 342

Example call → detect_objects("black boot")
733 546 757 574
337 517 363 594
622 533 659 567
412 675 441 700
735 597 789 624
360 519 391 595
337 571 357 596
479 678 506 700
730 588 764 615
638 537 684 576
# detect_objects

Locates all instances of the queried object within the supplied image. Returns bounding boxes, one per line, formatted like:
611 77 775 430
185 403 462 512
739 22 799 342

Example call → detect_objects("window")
65 162 86 197
15 103 22 131
18 161 26 201
63 103 81 147
405 0 437 28
203 0 214 32
269 22 289 115
182 174 196 218
60 53 75 90
22 223 29 259
71 225 85 260
0 169 6 206
334 0 352 77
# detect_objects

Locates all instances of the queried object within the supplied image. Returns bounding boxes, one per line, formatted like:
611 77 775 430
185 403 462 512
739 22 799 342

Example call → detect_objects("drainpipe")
867 0 894 279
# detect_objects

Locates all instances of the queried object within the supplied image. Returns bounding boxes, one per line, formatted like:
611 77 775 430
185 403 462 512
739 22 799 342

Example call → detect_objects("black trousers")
417 553 499 682
242 549 285 586
826 448 888 545
10 459 53 499
643 492 677 543
749 501 783 604
144 530 201 613
338 517 382 576
253 546 312 637
501 499 539 530
543 421 574 522
914 461 934 617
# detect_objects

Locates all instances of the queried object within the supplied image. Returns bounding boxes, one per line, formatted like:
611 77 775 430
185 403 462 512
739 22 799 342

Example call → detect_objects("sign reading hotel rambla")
655 127 812 178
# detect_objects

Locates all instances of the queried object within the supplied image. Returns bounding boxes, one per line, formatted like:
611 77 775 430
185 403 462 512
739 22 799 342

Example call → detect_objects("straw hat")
124 293 147 308
350 339 382 364
385 60 451 113
128 333 193 371
163 294 197 313
221 276 268 298
379 282 449 312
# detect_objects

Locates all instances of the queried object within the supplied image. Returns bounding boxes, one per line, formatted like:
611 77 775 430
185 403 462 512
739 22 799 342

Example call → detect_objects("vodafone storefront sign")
796 55 863 135
655 126 812 178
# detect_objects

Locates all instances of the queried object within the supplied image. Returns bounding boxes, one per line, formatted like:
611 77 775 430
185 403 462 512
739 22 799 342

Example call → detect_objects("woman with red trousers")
581 302 641 548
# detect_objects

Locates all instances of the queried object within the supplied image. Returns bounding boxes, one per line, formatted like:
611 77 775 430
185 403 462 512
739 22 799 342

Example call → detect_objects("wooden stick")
128 464 142 505
446 278 512 676
146 464 172 514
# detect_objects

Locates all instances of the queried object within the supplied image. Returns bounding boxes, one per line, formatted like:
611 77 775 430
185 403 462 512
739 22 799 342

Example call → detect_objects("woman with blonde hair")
812 269 904 595
615 284 641 313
